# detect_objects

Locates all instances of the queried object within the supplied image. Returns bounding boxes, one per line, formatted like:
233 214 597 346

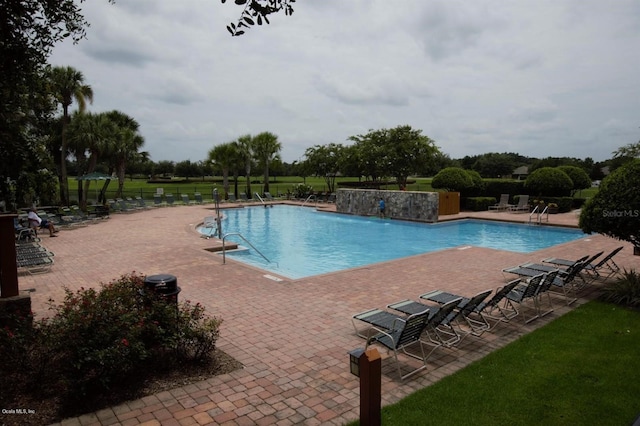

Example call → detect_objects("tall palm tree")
236 134 253 198
110 127 145 198
48 66 93 205
68 111 115 207
252 131 282 194
208 142 239 200
101 111 144 198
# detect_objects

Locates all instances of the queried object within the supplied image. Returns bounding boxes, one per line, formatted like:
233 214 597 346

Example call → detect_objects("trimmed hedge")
465 197 497 211
483 180 526 201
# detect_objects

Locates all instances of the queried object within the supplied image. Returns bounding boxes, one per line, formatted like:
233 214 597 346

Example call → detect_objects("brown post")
359 348 382 426
0 214 19 298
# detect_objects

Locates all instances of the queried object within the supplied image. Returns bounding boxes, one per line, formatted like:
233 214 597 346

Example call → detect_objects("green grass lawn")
70 176 435 202
350 300 640 426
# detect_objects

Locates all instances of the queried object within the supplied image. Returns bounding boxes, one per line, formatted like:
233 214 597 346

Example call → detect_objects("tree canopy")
524 167 573 197
579 159 640 250
221 0 295 36
347 125 440 189
431 167 474 192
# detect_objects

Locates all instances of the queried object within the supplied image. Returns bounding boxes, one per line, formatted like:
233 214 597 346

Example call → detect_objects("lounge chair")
117 198 135 213
352 307 418 339
488 194 512 211
509 194 530 212
14 218 39 243
363 309 432 380
239 193 249 202
153 194 165 207
503 261 586 305
165 194 176 206
58 207 89 226
388 298 463 349
542 251 603 271
533 270 558 317
264 192 275 201
194 192 203 204
181 194 192 205
412 289 494 340
505 273 545 323
228 194 237 202
544 247 622 281
135 196 151 209
16 243 54 275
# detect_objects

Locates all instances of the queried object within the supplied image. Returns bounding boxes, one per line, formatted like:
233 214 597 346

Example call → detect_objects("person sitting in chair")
27 207 58 237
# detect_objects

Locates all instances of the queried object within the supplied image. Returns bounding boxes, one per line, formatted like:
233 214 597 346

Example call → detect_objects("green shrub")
580 159 640 250
432 167 473 192
558 165 592 195
465 197 497 211
292 182 313 198
525 167 573 197
599 269 640 308
483 180 526 200
462 170 485 197
0 273 222 412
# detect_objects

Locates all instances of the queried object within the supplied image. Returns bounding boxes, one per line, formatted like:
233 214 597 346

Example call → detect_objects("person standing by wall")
378 197 386 218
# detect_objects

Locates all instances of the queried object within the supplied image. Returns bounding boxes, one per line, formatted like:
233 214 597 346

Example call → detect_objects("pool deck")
16 201 636 426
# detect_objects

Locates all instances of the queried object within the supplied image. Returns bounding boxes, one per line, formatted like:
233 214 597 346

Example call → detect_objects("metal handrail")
528 205 539 224
539 206 549 224
301 194 316 206
222 232 271 265
254 192 265 204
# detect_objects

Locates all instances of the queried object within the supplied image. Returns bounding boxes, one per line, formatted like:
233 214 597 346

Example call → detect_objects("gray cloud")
49 0 640 163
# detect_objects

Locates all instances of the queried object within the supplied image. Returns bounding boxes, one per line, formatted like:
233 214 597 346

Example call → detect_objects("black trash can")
143 274 181 304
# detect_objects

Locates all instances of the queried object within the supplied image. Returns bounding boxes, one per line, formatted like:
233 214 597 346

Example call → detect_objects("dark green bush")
580 159 640 250
465 197 497 211
462 170 485 197
0 273 222 413
558 165 592 195
599 269 640 308
525 167 573 196
483 180 526 200
432 167 473 192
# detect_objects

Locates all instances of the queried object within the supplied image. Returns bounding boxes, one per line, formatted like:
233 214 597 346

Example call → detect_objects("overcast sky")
49 0 640 164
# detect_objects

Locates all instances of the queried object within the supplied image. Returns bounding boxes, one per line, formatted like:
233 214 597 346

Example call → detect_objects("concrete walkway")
15 202 636 425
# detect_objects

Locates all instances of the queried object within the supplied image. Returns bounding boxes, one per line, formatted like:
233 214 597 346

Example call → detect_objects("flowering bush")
292 182 313 198
0 273 222 413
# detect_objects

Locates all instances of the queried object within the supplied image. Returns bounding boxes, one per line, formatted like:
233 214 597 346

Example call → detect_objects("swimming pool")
198 205 586 279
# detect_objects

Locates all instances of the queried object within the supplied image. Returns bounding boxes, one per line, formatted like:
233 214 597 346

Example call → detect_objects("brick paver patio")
14 201 636 425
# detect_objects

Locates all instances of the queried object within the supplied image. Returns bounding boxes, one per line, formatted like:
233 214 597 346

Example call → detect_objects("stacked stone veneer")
335 189 439 222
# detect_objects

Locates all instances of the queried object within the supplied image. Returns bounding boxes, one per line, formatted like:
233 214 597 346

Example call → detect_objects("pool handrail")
222 232 271 265
302 194 316 206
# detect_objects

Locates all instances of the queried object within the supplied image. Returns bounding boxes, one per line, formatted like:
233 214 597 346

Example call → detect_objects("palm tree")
208 142 240 199
68 111 115 207
93 111 144 199
236 134 253 198
48 66 93 205
252 131 282 194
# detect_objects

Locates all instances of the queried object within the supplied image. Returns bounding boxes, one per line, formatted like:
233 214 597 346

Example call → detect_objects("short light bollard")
349 347 381 426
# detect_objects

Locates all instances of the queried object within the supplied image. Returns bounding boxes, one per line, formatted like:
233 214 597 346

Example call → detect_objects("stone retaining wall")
335 189 439 222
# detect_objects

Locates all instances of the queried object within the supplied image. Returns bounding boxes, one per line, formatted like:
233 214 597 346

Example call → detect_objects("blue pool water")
198 205 586 279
